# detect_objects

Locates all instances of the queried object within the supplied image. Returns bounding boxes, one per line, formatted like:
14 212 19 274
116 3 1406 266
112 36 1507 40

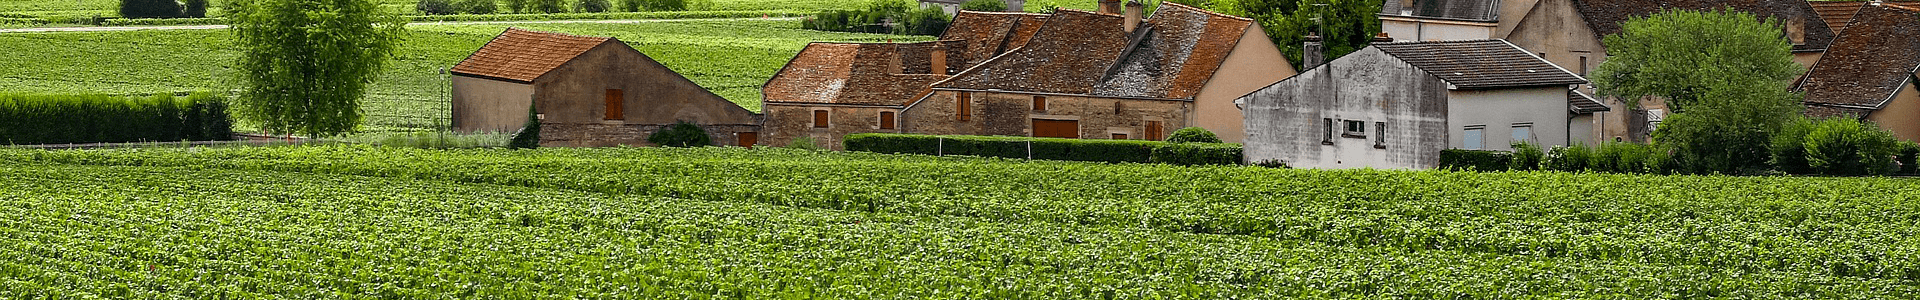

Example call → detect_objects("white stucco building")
918 0 1025 15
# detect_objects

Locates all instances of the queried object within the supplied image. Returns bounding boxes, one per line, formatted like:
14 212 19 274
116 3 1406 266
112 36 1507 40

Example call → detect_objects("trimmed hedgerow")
1438 149 1511 172
0 92 233 145
1150 142 1243 166
647 121 712 147
844 133 1165 163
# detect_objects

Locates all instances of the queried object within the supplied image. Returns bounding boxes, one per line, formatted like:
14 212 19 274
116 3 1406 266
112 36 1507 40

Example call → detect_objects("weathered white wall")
1447 87 1573 150
1193 24 1295 144
451 76 535 134
1570 112 1597 146
1381 18 1497 42
1239 47 1449 170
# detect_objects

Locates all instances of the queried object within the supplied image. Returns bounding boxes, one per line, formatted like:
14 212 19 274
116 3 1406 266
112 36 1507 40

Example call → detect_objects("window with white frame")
1511 123 1533 145
1343 120 1366 138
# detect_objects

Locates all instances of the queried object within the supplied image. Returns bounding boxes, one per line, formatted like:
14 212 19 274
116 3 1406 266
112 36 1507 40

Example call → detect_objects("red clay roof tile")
763 41 966 106
1572 0 1836 52
1807 1 1866 33
450 28 612 83
1799 4 1920 109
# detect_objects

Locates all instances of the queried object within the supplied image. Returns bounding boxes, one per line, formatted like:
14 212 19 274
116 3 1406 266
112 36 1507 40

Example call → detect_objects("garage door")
1032 119 1080 138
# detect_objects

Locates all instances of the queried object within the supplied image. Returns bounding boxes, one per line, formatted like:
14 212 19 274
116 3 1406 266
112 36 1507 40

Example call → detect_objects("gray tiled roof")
1799 4 1920 109
1379 0 1499 22
1569 90 1610 114
1373 40 1588 89
1571 0 1835 52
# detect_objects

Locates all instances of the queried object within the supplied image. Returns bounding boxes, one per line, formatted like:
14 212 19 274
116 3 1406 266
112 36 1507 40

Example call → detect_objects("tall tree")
1215 0 1382 68
1592 9 1804 174
228 0 404 137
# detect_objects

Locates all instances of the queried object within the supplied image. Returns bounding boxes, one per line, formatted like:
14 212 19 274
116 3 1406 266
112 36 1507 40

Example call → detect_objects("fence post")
1027 140 1032 160
937 137 944 156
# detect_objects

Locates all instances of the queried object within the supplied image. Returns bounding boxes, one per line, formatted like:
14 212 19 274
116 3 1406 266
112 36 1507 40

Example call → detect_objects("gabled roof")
763 41 966 106
1571 0 1836 52
939 11 1050 65
1798 3 1920 111
451 28 612 83
1807 0 1866 33
1380 0 1501 22
1091 3 1255 99
1372 40 1588 89
1570 89 1611 113
934 9 1132 95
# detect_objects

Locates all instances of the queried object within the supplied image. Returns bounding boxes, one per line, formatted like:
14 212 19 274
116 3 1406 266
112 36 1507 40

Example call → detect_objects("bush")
458 0 498 14
1509 142 1544 171
638 0 685 11
1592 142 1666 174
575 0 609 12
183 0 208 18
844 133 1164 163
786 137 822 150
1544 144 1593 172
0 93 233 145
417 0 458 15
1801 118 1900 176
1770 117 1817 174
531 0 567 13
1150 143 1243 166
1166 127 1222 144
120 0 184 19
960 0 1006 11
504 0 526 13
647 121 712 147
895 7 949 36
1438 149 1511 172
508 103 540 149
1899 142 1920 175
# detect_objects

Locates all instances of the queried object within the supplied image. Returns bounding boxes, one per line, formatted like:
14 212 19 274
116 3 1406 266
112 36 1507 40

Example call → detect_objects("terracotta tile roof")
763 41 965 106
1091 2 1255 99
451 28 612 83
935 9 1132 95
1380 0 1500 22
1569 89 1611 113
1807 1 1866 33
1373 40 1589 89
1798 4 1920 109
1571 0 1836 52
939 11 1050 65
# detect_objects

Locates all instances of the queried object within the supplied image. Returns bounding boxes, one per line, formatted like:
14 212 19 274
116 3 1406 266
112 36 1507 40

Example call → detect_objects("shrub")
1438 149 1511 172
1769 117 1817 174
647 121 711 147
1802 117 1900 176
895 7 949 36
183 0 208 18
574 0 609 12
786 137 822 150
120 0 184 19
1544 144 1593 172
618 0 640 12
960 0 1006 11
504 0 526 13
1899 142 1920 175
638 0 685 11
0 93 233 145
531 0 566 13
417 0 458 15
1253 160 1289 168
844 133 1161 163
1166 127 1223 144
1150 143 1243 166
1509 142 1545 171
458 0 497 14
507 103 540 149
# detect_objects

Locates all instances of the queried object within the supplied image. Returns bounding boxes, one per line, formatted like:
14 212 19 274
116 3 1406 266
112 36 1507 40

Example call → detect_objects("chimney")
932 43 949 75
1124 0 1144 33
1098 0 1121 14
889 45 904 75
1372 32 1394 43
1304 34 1325 69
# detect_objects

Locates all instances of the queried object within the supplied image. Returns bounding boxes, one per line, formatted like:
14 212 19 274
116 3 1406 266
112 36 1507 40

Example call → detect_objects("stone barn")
1238 40 1601 169
450 28 761 147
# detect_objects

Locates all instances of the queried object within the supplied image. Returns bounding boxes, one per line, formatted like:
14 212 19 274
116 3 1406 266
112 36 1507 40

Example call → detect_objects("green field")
0 145 1917 298
0 0 871 20
0 19 932 131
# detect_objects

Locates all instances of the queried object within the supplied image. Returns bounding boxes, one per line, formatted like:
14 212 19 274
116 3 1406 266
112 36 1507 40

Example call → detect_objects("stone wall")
761 104 901 150
1239 47 1450 170
902 90 1191 140
541 122 762 147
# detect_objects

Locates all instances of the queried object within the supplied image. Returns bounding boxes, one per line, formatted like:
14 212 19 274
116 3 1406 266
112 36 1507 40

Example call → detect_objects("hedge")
1438 149 1511 171
845 133 1235 164
1149 143 1243 166
0 93 233 145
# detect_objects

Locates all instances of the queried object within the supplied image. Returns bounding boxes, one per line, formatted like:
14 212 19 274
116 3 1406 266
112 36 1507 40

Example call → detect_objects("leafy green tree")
508 103 541 149
228 0 403 137
504 0 526 13
897 7 951 36
120 0 183 18
961 0 1007 11
575 0 608 12
1594 9 1804 174
532 0 566 13
647 121 713 147
1215 0 1382 68
458 0 497 14
417 0 457 15
183 0 208 18
1166 127 1221 143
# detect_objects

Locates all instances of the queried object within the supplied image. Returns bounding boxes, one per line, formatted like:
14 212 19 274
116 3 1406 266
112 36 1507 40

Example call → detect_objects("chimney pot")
932 43 949 75
1303 35 1326 69
1124 0 1144 33
1098 0 1122 14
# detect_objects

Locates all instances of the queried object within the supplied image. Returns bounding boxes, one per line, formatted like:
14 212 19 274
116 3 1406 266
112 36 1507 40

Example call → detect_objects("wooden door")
738 132 757 148
1032 119 1079 138
604 89 624 120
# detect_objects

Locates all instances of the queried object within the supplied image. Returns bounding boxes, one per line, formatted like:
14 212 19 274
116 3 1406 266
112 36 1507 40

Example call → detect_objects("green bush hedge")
1438 149 1511 171
0 93 233 145
1150 143 1242 166
845 133 1211 164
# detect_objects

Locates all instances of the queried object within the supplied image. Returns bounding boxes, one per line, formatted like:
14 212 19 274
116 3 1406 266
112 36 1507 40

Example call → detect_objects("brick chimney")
889 45 904 74
1124 0 1144 33
932 43 949 75
1303 34 1325 69
1098 0 1121 14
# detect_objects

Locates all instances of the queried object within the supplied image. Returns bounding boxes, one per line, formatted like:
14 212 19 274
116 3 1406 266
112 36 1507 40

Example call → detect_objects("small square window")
1343 120 1366 138
879 111 895 129
1464 126 1485 150
813 110 829 128
1033 96 1047 111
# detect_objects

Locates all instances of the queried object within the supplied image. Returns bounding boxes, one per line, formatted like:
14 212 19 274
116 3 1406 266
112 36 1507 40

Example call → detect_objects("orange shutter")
1033 96 1047 111
957 93 972 121
605 89 624 120
813 110 829 128
1145 121 1163 141
880 111 896 129
1033 119 1079 138
738 132 757 148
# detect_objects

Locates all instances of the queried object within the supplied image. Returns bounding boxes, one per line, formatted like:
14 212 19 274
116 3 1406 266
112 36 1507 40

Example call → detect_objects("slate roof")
1571 0 1836 52
934 9 1132 95
1380 0 1500 22
1798 3 1920 111
1807 1 1866 33
1372 40 1588 89
763 41 966 106
939 11 1049 65
1091 3 1256 99
451 28 612 83
936 3 1257 99
1569 89 1611 113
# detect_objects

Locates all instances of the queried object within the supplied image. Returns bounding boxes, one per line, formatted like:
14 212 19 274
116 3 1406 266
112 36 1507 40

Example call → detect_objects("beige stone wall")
1867 81 1920 142
517 41 761 147
761 104 901 150
540 123 762 147
902 90 1191 140
1193 24 1295 143
450 76 535 134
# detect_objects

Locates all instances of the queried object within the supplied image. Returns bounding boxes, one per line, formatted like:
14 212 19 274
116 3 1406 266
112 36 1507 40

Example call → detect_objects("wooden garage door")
1032 119 1079 138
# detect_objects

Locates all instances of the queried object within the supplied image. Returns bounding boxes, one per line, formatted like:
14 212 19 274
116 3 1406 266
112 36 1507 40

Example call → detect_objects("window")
1033 96 1047 111
1145 121 1163 141
1511 123 1533 145
813 110 829 128
604 89 624 120
1579 56 1589 76
1343 120 1366 138
957 93 972 121
1647 109 1666 130
1322 118 1334 145
1374 122 1387 149
1538 53 1547 60
879 111 895 129
1464 126 1485 150
1112 133 1129 140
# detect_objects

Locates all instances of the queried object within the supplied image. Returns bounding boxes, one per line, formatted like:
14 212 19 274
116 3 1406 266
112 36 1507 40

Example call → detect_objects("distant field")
0 0 869 20
0 19 932 131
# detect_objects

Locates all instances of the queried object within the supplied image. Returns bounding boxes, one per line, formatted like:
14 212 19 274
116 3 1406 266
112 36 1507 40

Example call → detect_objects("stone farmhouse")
918 0 1026 15
1238 40 1599 169
449 28 761 147
762 2 1297 148
1381 0 1838 144
1798 2 1920 140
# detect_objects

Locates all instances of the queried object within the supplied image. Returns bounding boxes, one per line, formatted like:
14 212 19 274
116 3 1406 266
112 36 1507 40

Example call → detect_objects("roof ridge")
1882 2 1920 12
954 10 1050 16
1155 2 1255 22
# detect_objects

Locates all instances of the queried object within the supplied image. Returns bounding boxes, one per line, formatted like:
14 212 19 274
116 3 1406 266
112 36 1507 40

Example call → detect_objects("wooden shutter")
604 89 624 120
880 111 895 129
1033 119 1079 138
1111 133 1128 140
1145 121 1163 141
957 93 972 121
813 110 829 128
738 132 757 148
1033 96 1047 111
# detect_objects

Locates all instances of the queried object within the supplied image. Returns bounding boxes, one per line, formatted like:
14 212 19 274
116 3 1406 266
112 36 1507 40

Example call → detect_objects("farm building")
1799 3 1920 140
449 28 761 147
1238 39 1600 170
918 0 1025 15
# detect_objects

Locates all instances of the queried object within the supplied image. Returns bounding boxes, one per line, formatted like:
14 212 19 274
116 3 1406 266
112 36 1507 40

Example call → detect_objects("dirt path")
0 17 801 33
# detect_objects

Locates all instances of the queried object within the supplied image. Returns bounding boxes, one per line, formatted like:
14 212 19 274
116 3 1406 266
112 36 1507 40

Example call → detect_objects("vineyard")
0 19 931 131
0 0 871 20
0 145 1916 298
